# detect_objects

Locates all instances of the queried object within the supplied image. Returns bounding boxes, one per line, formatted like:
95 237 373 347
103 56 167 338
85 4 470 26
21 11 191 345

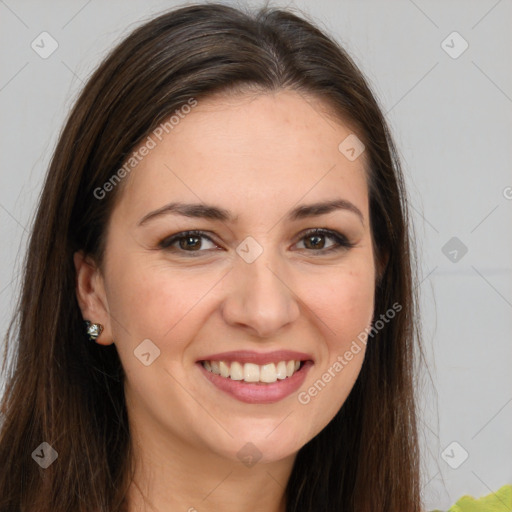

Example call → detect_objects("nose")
220 248 300 338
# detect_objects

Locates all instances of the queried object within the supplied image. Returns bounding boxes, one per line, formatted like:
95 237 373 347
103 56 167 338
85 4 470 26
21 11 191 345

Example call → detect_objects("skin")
74 89 376 512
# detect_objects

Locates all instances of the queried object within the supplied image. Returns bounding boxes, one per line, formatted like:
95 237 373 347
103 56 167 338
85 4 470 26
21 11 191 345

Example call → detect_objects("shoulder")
429 484 512 512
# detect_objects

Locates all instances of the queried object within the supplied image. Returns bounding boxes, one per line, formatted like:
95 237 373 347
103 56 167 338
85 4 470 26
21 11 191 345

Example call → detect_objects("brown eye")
303 233 328 250
177 235 202 251
159 230 218 254
296 229 354 254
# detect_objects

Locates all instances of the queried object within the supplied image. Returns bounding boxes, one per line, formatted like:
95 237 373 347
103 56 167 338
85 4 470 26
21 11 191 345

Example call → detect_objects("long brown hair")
0 3 423 511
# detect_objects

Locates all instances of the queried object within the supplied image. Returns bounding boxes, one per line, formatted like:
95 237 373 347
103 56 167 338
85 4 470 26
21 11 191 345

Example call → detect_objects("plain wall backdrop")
1 0 511 509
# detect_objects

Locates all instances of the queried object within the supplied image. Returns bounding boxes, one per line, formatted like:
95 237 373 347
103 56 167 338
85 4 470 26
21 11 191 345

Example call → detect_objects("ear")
73 250 114 346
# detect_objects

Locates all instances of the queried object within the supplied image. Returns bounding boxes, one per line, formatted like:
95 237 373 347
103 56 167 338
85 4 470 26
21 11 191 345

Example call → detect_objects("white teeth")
219 361 230 378
229 361 244 381
244 363 260 382
286 360 295 377
210 361 220 375
260 363 277 383
276 361 287 380
201 359 304 383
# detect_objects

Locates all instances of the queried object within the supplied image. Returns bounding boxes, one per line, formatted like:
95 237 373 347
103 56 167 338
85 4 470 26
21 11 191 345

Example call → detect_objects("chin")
207 425 307 465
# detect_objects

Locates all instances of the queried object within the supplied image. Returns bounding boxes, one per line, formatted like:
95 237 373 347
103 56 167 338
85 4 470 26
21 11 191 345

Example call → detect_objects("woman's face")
77 90 376 465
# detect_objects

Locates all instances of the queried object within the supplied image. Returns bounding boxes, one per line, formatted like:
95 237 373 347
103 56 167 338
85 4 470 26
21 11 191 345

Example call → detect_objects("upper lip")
197 350 314 365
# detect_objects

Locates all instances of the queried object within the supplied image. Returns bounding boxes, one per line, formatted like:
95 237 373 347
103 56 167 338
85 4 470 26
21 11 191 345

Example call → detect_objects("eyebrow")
137 198 364 226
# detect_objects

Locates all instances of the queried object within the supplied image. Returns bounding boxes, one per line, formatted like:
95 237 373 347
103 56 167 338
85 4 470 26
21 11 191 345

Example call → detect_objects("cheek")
299 265 375 344
107 247 195 318
104 254 197 350
295 268 374 438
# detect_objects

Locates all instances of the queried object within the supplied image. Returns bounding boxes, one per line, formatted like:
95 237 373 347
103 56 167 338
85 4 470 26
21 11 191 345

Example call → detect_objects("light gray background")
1 0 511 509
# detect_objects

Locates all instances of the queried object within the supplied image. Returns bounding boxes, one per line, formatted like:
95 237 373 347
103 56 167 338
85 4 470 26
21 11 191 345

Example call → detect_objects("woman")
0 3 423 511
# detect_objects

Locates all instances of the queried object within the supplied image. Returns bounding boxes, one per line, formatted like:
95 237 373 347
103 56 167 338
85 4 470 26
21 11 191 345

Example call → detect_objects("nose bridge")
221 238 299 337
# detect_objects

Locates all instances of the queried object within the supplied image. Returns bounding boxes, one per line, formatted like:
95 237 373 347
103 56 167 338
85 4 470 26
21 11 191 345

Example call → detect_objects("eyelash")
158 228 355 256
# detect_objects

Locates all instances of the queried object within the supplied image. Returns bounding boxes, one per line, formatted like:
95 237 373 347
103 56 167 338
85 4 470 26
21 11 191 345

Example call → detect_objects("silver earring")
84 321 103 341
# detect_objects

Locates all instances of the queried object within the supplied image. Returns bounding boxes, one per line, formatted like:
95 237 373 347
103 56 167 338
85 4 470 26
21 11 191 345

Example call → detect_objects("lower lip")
197 361 313 404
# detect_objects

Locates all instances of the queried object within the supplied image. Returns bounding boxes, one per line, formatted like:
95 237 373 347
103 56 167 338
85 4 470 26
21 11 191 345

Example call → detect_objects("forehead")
114 90 369 224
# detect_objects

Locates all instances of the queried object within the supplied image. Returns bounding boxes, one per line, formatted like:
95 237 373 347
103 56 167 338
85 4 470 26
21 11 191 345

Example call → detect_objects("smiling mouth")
200 359 305 384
